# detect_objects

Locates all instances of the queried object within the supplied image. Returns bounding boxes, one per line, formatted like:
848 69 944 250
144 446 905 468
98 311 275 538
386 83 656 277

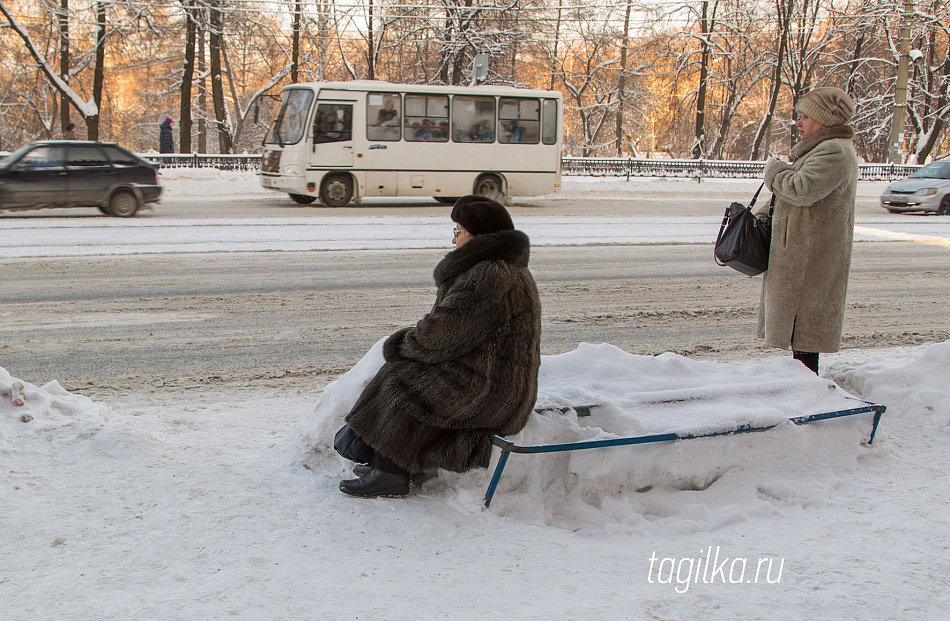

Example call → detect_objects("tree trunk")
179 0 197 152
59 0 70 134
87 0 106 141
291 0 301 83
366 0 375 80
913 37 950 163
750 0 791 160
198 16 207 154
615 0 631 157
692 0 716 159
209 2 232 153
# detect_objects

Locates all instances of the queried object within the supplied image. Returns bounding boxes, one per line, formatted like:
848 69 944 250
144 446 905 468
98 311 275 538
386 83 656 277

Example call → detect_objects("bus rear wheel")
474 175 505 203
290 193 317 205
320 174 353 207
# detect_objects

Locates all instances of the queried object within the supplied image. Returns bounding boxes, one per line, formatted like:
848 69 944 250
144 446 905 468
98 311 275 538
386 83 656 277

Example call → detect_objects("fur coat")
757 125 858 353
345 230 542 473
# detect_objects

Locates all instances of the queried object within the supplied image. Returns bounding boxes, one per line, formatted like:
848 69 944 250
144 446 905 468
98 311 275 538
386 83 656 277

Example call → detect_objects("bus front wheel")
474 175 505 203
320 174 353 207
289 193 317 205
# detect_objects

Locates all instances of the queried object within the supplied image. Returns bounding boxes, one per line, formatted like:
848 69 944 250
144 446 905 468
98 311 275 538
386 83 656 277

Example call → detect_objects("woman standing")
335 196 543 498
756 87 859 375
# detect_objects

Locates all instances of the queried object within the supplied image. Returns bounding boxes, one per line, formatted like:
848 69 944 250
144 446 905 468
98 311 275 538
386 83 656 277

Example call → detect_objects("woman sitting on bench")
333 196 543 498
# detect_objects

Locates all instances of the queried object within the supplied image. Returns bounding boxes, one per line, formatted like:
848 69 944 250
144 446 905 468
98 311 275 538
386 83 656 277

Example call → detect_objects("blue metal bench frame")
483 401 885 507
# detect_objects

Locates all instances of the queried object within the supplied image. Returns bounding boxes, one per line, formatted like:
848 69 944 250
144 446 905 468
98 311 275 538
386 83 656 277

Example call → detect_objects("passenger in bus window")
415 119 435 141
376 99 399 127
503 120 524 143
469 120 493 142
374 99 400 139
317 111 345 142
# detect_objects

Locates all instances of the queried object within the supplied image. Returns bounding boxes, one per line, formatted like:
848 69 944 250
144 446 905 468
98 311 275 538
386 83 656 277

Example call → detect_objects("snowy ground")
2 173 950 619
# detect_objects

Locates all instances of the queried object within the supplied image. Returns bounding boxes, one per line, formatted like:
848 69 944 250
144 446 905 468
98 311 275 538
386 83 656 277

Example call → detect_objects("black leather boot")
339 467 410 498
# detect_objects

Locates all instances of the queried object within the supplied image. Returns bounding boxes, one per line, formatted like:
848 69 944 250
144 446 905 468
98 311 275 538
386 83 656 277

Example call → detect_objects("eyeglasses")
453 227 463 238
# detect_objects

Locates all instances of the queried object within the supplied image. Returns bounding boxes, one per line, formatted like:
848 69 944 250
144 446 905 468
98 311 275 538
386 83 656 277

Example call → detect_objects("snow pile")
0 369 111 452
299 342 879 530
157 167 271 199
827 341 950 435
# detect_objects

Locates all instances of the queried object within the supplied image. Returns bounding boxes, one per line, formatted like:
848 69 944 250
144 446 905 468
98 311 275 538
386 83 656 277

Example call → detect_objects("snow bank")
298 342 880 531
827 341 950 435
157 167 271 199
1 369 111 452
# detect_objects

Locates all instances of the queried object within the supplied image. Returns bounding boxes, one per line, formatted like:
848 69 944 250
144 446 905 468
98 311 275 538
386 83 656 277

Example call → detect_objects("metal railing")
559 157 921 181
141 153 261 171
143 153 921 181
1 149 923 180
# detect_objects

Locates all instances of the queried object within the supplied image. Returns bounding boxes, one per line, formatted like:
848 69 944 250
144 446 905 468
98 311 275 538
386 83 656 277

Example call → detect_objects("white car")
880 160 950 214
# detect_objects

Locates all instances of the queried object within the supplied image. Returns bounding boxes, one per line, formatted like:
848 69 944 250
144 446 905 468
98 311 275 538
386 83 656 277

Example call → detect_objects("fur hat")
450 195 514 236
796 87 855 127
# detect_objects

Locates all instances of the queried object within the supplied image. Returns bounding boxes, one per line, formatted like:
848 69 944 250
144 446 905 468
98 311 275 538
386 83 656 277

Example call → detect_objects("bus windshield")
265 89 314 146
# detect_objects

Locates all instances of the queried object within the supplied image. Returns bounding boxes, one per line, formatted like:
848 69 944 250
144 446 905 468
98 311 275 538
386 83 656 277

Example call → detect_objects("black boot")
339 468 410 498
793 350 820 375
352 463 372 477
340 452 410 498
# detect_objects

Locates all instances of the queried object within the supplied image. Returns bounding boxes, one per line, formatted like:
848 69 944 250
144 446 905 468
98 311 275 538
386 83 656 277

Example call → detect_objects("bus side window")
542 99 558 145
367 93 401 141
405 94 448 142
314 103 353 143
499 98 540 144
452 95 496 143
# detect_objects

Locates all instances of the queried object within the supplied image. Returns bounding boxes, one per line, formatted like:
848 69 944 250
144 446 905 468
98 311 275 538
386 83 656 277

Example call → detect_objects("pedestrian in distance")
755 86 859 375
64 122 77 140
333 196 543 498
159 117 175 156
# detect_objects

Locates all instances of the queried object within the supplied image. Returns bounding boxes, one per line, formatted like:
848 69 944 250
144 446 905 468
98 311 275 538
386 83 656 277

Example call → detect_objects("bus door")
310 101 354 168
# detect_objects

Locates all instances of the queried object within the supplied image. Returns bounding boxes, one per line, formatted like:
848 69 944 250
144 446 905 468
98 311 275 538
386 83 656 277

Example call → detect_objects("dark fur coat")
345 230 542 473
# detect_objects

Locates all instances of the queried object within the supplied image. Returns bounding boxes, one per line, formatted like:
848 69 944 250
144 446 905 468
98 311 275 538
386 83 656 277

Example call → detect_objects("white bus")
259 80 562 206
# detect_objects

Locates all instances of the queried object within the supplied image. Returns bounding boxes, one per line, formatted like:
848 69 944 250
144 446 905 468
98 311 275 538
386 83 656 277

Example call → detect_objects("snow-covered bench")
483 400 885 507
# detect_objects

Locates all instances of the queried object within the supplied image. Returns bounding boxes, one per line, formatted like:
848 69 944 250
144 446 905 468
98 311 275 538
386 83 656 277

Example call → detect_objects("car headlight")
914 188 938 196
282 165 302 176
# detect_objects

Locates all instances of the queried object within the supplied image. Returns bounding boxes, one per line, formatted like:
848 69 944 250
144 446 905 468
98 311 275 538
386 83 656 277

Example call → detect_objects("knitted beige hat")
796 87 855 127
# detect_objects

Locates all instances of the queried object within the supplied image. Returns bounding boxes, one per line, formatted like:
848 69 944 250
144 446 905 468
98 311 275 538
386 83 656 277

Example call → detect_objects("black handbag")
714 182 775 276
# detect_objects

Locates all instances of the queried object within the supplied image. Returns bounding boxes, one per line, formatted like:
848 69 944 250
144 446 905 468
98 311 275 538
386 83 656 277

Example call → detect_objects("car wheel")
474 175 505 203
938 196 950 215
433 197 458 205
289 193 317 205
319 174 353 207
108 189 140 217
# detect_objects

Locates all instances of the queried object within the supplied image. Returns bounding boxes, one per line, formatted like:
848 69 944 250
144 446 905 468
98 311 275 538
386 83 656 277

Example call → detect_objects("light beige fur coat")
756 125 858 353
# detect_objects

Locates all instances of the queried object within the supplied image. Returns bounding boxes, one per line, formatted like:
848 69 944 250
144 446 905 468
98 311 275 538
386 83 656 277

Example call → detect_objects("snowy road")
4 214 950 258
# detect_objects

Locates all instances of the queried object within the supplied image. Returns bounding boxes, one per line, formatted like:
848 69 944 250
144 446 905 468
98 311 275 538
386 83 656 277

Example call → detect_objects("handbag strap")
748 182 765 209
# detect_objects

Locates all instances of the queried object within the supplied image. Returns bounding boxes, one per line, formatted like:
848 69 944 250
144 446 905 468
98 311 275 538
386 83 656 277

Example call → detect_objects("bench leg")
484 446 514 508
868 409 883 445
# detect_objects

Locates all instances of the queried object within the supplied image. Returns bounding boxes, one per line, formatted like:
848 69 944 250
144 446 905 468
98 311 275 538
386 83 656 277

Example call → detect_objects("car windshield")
910 162 950 179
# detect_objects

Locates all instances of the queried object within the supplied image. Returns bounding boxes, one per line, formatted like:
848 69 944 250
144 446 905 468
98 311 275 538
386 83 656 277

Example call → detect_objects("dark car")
880 159 950 214
0 141 162 217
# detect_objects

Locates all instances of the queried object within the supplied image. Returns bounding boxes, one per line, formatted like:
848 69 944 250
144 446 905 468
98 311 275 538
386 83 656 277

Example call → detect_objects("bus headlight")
282 165 302 176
